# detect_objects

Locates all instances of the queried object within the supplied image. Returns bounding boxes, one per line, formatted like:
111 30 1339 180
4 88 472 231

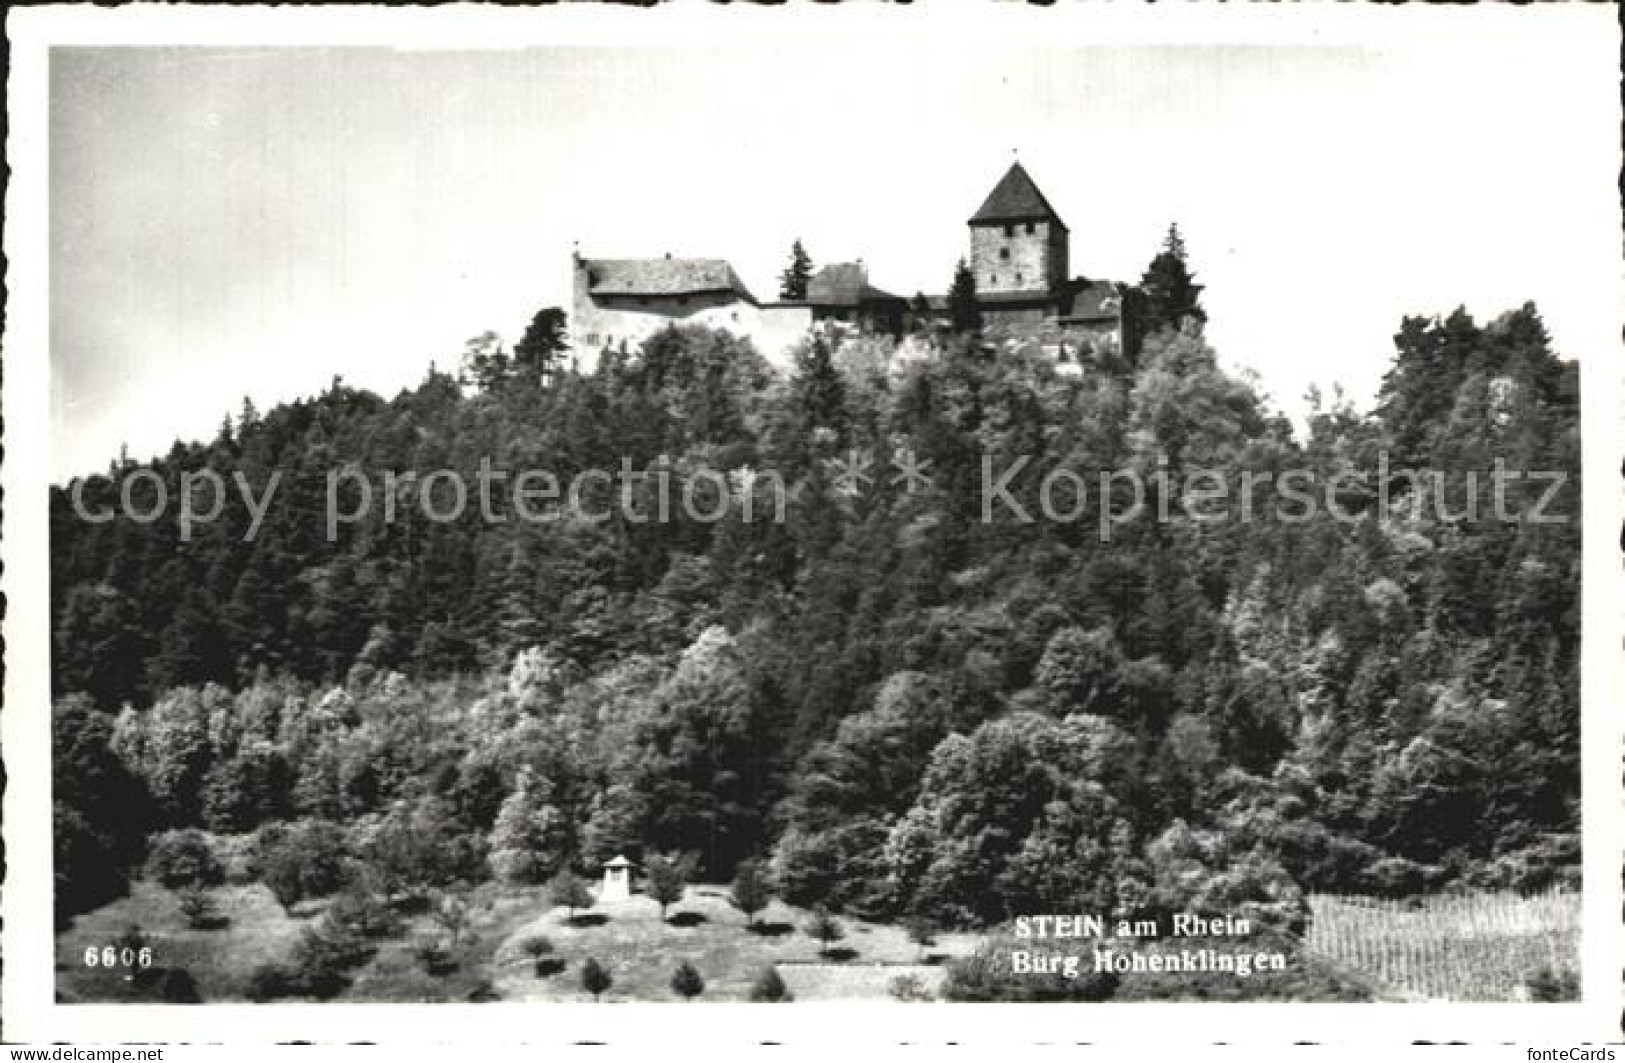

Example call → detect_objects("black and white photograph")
4 2 1621 1047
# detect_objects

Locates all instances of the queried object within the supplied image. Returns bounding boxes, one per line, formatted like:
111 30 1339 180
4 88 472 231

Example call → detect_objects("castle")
571 161 1124 368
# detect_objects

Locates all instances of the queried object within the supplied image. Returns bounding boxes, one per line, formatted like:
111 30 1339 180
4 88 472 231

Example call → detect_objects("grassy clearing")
1304 890 1580 1001
56 881 308 1002
58 880 980 1003
340 888 545 1002
490 885 979 1002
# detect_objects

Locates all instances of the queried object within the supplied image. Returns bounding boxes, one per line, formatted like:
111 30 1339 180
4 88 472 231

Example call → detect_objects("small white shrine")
601 855 633 902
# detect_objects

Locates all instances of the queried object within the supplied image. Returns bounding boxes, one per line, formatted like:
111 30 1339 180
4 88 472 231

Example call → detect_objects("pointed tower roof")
969 161 1066 228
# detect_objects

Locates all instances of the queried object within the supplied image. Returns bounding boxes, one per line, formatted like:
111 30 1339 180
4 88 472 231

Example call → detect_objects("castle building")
802 261 907 336
965 161 1124 345
969 160 1071 301
569 161 1122 368
571 254 812 359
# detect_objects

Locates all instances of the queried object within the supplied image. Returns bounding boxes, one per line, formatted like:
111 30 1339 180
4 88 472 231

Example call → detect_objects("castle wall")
969 219 1063 296
574 291 748 354
982 305 1053 330
573 274 810 370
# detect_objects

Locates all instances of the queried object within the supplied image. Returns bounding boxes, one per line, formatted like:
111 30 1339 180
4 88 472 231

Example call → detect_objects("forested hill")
52 302 1579 930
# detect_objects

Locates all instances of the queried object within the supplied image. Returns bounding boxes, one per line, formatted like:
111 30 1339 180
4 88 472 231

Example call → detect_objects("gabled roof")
581 257 757 303
969 162 1066 228
1059 279 1124 322
804 262 904 307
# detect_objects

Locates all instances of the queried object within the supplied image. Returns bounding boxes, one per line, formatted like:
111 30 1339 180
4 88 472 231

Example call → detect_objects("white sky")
48 12 1621 480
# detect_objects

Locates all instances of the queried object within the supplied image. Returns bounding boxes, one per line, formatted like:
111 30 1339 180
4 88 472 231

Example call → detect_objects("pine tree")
795 338 847 438
513 308 570 383
779 240 814 301
908 291 934 333
1134 223 1206 342
460 331 511 393
948 259 981 334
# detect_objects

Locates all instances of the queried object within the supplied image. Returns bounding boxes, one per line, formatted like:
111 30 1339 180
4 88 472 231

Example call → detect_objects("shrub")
1115 931 1371 1002
518 934 555 959
1463 836 1582 893
146 830 224 889
806 908 844 955
580 957 612 1001
748 965 792 1002
520 932 565 976
325 890 403 939
943 938 1118 1002
213 832 262 885
903 916 937 958
413 939 455 976
670 961 705 1001
1362 856 1433 898
176 885 223 930
287 920 371 999
549 872 595 920
113 923 149 956
889 973 934 1002
431 891 471 945
1145 821 1310 935
1525 964 1580 1002
156 967 202 1003
244 964 295 1002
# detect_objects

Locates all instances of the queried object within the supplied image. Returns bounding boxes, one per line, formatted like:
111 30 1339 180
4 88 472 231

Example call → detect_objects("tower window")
1025 221 1036 234
1016 272 1023 285
999 247 1010 261
990 274 997 286
1003 224 1014 237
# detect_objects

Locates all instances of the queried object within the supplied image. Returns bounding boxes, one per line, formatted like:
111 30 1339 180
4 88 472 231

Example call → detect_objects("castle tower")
967 161 1069 297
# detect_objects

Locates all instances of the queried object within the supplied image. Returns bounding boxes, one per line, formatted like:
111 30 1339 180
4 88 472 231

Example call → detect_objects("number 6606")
83 945 153 968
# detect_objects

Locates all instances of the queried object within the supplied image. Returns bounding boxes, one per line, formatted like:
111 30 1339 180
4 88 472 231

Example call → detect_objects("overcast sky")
49 16 1620 480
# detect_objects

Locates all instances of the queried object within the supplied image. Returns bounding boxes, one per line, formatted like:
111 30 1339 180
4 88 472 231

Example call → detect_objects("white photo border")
5 2 1621 1044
